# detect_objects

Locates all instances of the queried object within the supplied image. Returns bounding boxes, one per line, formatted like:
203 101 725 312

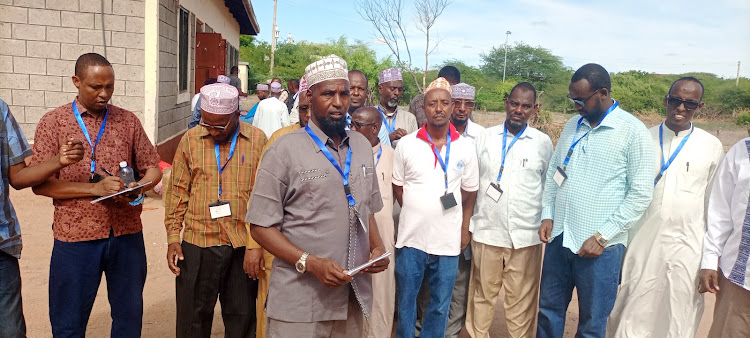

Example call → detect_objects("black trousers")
175 241 258 338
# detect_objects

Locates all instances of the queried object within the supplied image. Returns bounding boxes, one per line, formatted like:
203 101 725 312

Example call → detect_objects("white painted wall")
179 0 241 48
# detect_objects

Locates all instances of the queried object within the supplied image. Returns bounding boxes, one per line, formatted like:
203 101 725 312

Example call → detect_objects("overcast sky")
250 0 750 78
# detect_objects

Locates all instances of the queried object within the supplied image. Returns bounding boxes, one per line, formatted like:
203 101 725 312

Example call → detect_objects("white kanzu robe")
607 124 724 338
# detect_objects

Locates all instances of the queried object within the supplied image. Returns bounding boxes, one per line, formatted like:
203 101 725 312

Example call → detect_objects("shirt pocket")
678 161 709 194
349 166 373 216
519 158 544 191
300 167 332 210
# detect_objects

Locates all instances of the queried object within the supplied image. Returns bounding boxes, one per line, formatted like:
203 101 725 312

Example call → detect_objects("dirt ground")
15 109 745 337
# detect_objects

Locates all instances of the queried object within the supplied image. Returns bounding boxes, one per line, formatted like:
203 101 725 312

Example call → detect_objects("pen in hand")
101 167 115 176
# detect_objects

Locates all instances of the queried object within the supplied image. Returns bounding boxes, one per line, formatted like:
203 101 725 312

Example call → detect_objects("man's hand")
91 176 124 197
539 219 554 243
699 269 720 294
167 242 184 275
244 248 265 280
306 255 352 288
578 236 605 258
57 136 85 167
364 245 389 274
461 229 471 251
389 128 408 142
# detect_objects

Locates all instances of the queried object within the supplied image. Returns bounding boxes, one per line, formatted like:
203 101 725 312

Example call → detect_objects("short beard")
386 99 398 109
451 117 468 126
318 116 347 135
507 119 525 130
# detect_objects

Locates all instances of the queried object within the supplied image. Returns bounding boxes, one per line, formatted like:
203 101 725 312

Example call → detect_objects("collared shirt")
246 121 383 322
252 97 290 138
457 120 485 143
31 100 160 242
373 143 395 247
393 124 480 256
541 101 654 253
0 100 33 258
471 125 553 249
702 137 750 291
378 105 418 148
164 122 267 248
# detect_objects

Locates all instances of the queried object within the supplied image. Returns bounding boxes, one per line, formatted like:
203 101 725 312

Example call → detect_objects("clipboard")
346 251 392 276
90 181 152 204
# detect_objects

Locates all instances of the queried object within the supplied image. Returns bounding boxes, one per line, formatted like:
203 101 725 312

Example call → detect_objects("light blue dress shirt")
541 100 655 252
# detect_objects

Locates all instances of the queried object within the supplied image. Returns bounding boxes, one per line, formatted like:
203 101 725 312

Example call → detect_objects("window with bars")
178 7 189 92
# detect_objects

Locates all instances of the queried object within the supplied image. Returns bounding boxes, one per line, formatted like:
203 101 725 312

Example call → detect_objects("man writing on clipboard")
31 53 162 337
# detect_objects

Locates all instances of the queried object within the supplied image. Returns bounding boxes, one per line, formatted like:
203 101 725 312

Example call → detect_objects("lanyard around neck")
305 125 355 207
375 145 382 168
72 100 108 174
655 122 694 185
497 124 527 182
214 127 240 198
562 100 619 170
426 130 452 192
378 106 397 134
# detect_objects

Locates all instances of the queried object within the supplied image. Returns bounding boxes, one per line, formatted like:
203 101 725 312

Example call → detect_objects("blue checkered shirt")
541 101 655 252
0 99 33 258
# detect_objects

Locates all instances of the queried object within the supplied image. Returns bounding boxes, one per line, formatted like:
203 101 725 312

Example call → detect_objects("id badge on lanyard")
211 128 239 219
427 131 456 210
72 100 109 183
488 124 527 201
305 125 368 233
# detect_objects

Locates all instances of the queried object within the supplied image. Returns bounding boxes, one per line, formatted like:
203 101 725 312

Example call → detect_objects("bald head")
350 106 382 147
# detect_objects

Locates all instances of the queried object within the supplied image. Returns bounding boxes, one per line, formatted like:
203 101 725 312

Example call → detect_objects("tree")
357 0 452 92
481 42 568 86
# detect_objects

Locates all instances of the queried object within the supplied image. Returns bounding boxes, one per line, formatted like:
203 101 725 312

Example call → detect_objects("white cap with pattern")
305 55 349 88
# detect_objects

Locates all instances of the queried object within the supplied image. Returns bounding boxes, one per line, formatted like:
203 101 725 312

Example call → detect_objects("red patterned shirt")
31 100 160 242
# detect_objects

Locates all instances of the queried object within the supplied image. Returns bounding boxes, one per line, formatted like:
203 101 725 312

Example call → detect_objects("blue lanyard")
305 125 355 207
375 145 382 168
378 106 397 134
426 130 452 191
72 100 108 173
562 101 619 170
497 124 527 182
654 123 693 185
214 127 240 197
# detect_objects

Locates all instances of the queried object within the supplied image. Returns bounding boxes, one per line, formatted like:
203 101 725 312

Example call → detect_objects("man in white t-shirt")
393 77 479 338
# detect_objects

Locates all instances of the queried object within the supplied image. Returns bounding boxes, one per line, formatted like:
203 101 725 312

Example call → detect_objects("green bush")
737 112 750 126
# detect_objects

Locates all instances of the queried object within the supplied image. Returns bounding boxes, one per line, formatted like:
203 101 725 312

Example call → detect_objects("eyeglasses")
351 121 378 129
199 117 233 131
666 96 700 111
567 88 603 107
452 100 476 109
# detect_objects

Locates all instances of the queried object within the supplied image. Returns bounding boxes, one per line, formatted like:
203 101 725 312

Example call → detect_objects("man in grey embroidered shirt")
246 55 388 338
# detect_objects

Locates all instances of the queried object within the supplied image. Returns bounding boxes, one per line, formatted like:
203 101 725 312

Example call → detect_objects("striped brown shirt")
165 122 267 248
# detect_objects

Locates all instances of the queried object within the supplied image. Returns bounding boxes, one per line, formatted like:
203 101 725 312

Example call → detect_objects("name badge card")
209 200 231 219
553 166 568 187
486 182 503 202
440 191 458 210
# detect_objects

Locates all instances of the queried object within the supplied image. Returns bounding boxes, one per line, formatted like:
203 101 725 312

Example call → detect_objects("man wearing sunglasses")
537 63 654 338
608 77 724 337
165 83 268 337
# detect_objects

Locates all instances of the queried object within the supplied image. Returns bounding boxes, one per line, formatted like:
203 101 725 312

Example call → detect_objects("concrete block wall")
0 0 146 140
156 0 193 143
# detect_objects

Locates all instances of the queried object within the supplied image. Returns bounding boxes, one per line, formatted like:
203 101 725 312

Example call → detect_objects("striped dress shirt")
165 122 267 248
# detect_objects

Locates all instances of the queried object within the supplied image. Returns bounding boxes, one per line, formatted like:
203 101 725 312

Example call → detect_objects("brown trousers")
465 241 542 338
708 270 750 338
